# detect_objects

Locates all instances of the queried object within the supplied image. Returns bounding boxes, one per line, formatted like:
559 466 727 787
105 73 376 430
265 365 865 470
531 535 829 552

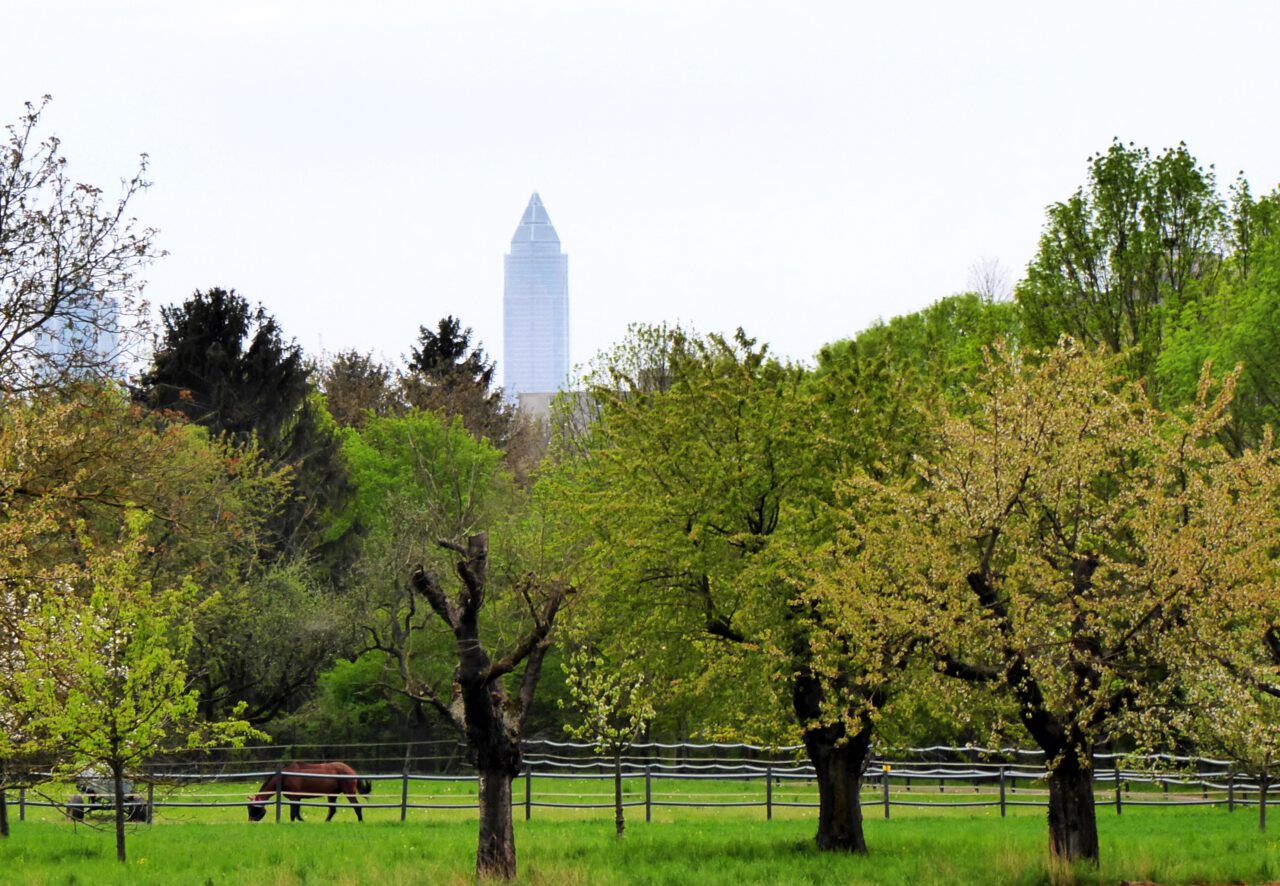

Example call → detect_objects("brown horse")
247 761 371 822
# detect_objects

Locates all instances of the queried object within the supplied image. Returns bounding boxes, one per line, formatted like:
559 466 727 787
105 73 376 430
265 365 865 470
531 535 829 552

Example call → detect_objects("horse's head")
246 796 266 821
358 778 372 795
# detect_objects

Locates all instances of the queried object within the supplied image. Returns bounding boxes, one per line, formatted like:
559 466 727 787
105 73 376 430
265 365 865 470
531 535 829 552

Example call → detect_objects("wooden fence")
9 740 1273 824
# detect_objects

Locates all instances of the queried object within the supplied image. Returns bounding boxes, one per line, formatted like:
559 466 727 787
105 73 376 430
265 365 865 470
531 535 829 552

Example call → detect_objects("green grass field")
2 778 1278 886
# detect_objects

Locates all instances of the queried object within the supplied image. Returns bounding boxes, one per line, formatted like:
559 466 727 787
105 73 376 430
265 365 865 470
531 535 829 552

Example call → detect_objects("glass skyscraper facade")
504 192 568 401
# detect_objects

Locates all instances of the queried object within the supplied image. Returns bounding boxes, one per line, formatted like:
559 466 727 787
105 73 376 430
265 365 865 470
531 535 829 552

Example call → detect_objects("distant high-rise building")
503 192 568 407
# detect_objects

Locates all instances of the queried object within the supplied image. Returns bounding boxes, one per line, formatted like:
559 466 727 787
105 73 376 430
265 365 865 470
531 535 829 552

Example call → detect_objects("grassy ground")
1 796 1277 885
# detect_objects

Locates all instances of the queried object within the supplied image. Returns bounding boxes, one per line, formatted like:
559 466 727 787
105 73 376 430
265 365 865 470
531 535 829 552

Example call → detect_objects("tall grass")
2 804 1277 885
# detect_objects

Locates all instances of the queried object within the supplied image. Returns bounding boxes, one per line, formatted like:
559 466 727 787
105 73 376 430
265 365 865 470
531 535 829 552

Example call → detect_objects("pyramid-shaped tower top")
511 191 561 247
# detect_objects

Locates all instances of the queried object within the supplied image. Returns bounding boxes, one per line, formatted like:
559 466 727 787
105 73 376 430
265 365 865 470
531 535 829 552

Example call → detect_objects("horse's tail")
358 777 372 795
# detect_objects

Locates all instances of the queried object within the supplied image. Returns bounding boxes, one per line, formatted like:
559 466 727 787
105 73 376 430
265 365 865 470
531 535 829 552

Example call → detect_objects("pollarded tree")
344 410 571 880
0 98 159 394
822 341 1280 864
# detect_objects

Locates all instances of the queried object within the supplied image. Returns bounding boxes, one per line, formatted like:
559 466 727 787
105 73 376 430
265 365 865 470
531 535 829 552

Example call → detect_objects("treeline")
2 97 1279 877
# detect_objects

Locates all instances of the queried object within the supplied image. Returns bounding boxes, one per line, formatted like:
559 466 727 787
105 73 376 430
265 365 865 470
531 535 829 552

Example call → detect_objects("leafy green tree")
559 645 655 837
19 522 261 862
555 325 932 853
1159 191 1280 453
820 342 1280 864
1017 141 1226 382
0 97 159 394
816 292 1022 415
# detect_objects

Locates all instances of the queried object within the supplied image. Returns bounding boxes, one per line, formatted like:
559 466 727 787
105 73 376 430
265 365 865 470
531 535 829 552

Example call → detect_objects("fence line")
8 742 1273 824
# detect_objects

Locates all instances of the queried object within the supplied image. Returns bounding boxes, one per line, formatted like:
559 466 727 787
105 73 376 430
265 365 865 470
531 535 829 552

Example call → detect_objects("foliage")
816 292 1022 407
0 97 159 394
273 651 409 745
819 340 1280 862
0 383 294 735
317 349 399 428
1158 201 1280 453
560 648 655 756
553 324 947 852
138 287 359 559
1016 141 1227 383
16 521 262 861
400 315 514 446
140 287 308 443
193 560 358 728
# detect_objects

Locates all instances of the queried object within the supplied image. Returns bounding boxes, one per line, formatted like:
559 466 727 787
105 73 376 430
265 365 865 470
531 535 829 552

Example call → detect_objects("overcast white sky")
3 1 1277 376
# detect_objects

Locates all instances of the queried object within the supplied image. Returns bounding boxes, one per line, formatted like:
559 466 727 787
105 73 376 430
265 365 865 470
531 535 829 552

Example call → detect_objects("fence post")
1228 771 1235 813
18 787 24 822
766 765 773 821
274 766 283 823
882 766 891 819
999 768 1006 818
400 743 412 822
645 765 652 823
147 782 154 825
524 764 532 821
1114 765 1122 816
1261 777 1269 833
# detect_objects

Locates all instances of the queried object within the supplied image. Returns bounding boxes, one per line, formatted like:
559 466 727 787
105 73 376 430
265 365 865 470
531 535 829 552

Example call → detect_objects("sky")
3 1 1278 379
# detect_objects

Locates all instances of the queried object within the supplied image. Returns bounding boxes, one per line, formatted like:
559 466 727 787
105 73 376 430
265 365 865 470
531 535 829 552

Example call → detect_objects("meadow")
2 777 1277 885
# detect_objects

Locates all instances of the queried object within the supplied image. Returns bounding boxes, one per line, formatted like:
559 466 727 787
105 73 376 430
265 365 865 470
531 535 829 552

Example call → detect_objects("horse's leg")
347 789 364 822
291 799 303 822
326 795 337 822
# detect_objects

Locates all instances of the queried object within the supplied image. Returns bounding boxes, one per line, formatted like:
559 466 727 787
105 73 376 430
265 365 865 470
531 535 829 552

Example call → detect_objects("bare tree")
967 256 1011 301
0 97 159 393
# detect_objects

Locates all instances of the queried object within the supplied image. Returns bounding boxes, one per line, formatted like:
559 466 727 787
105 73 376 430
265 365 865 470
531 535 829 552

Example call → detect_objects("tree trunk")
614 751 625 837
476 768 516 880
803 726 870 853
1046 752 1099 864
112 764 127 864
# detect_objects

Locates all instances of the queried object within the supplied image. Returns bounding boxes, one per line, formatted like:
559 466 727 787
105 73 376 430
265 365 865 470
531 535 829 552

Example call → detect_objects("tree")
139 287 356 565
1017 141 1226 383
559 645 655 837
409 535 570 879
0 98 159 394
342 409 570 879
1158 188 1280 453
140 287 308 443
400 316 514 446
556 325 930 853
822 342 1280 864
317 349 399 428
18 523 261 862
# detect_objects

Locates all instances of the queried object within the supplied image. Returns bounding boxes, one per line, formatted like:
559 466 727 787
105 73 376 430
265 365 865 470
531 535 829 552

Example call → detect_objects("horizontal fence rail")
8 741 1273 824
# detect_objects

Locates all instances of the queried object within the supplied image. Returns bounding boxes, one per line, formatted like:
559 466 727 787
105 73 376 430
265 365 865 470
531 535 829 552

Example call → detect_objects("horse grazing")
247 761 372 822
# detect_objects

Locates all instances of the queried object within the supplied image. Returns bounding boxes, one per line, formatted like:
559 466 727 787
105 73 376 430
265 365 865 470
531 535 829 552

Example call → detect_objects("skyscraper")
503 192 568 407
